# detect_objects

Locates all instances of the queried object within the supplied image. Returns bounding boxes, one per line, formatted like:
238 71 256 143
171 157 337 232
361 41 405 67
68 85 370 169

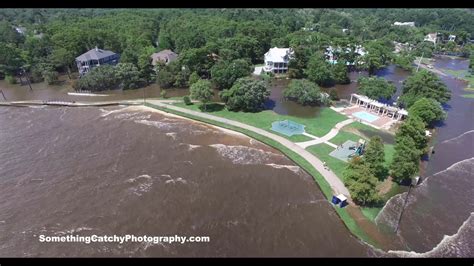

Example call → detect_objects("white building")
393 41 413 53
325 45 366 65
448 35 456 42
393 22 415 27
263 47 294 74
424 33 438 44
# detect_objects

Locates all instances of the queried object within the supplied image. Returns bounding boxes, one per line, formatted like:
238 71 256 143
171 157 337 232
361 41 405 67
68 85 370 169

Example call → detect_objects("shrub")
183 95 192 105
160 90 167 98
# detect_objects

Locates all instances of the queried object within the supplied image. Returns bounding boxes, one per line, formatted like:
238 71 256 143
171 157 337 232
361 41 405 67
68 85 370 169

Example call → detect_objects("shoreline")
136 105 250 139
143 101 405 251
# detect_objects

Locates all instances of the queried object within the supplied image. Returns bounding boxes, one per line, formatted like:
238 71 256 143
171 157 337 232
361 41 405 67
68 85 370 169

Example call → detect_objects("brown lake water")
0 105 376 257
0 58 472 257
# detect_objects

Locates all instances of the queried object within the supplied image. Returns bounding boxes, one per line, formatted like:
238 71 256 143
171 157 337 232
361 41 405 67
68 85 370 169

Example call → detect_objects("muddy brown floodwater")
0 105 376 257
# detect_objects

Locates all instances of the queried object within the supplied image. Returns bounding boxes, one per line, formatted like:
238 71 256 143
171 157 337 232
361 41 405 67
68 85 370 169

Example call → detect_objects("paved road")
147 100 351 197
296 119 354 149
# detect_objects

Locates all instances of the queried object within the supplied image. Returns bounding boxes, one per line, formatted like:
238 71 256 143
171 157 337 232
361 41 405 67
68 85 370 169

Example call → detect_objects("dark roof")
76 47 118 62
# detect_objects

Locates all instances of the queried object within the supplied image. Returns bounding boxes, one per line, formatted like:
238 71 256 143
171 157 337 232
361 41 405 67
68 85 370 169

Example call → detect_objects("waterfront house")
263 47 294 74
75 47 120 76
150 49 178 66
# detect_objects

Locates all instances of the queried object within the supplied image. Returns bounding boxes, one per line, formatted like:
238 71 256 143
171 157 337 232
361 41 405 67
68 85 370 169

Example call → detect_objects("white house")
325 45 366 65
263 47 294 74
448 35 456 42
393 22 415 27
393 41 413 53
424 33 438 44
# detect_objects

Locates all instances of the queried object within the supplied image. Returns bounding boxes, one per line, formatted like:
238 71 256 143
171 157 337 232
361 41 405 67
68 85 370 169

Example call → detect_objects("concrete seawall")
0 100 143 107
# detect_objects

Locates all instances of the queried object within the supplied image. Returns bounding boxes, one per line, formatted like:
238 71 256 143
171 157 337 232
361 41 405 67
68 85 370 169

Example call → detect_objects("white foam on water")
265 163 301 174
209 143 284 165
164 177 187 185
440 130 474 144
374 192 407 229
99 108 125 117
419 157 474 186
388 213 474 257
376 157 474 226
134 119 175 130
55 227 94 236
165 132 177 140
127 174 155 196
179 143 202 151
126 174 152 183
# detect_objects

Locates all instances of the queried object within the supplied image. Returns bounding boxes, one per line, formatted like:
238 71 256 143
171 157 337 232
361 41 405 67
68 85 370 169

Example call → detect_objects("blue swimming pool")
352 111 379 122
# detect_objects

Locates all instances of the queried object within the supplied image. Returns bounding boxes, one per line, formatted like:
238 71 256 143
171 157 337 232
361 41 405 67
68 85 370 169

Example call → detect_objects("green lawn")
174 102 347 138
361 207 382 222
306 122 396 182
306 143 348 182
330 130 362 145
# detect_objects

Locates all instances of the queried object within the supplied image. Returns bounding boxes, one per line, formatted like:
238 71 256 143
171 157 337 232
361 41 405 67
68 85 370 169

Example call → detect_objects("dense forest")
0 8 473 89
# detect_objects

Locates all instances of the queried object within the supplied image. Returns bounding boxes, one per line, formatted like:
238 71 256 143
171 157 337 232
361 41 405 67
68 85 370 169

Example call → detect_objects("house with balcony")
263 47 294 74
75 47 120 76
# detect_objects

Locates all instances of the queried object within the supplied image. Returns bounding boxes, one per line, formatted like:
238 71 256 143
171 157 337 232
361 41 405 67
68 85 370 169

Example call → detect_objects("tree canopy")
344 157 380 206
357 76 397 101
283 79 322 106
399 70 451 108
220 77 269 112
363 136 387 180
190 79 214 111
210 59 252 90
408 98 446 127
305 53 334 86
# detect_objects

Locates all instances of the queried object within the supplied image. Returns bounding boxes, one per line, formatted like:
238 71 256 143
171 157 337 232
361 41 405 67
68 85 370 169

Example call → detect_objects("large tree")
396 115 428 152
49 47 75 79
76 65 119 91
210 59 252 90
399 70 451 108
408 98 446 127
115 63 143 89
283 79 322 106
305 53 334 87
0 42 24 76
344 157 380 206
363 136 387 180
363 40 392 75
357 76 397 101
390 135 421 184
333 59 350 84
220 77 269 112
190 79 214 111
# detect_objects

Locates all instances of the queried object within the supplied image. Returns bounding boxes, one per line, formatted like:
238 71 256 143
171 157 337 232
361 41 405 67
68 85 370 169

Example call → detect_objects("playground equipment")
348 139 366 157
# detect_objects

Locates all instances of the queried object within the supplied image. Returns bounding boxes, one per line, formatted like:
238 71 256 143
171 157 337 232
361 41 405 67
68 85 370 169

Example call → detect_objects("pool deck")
331 106 398 131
